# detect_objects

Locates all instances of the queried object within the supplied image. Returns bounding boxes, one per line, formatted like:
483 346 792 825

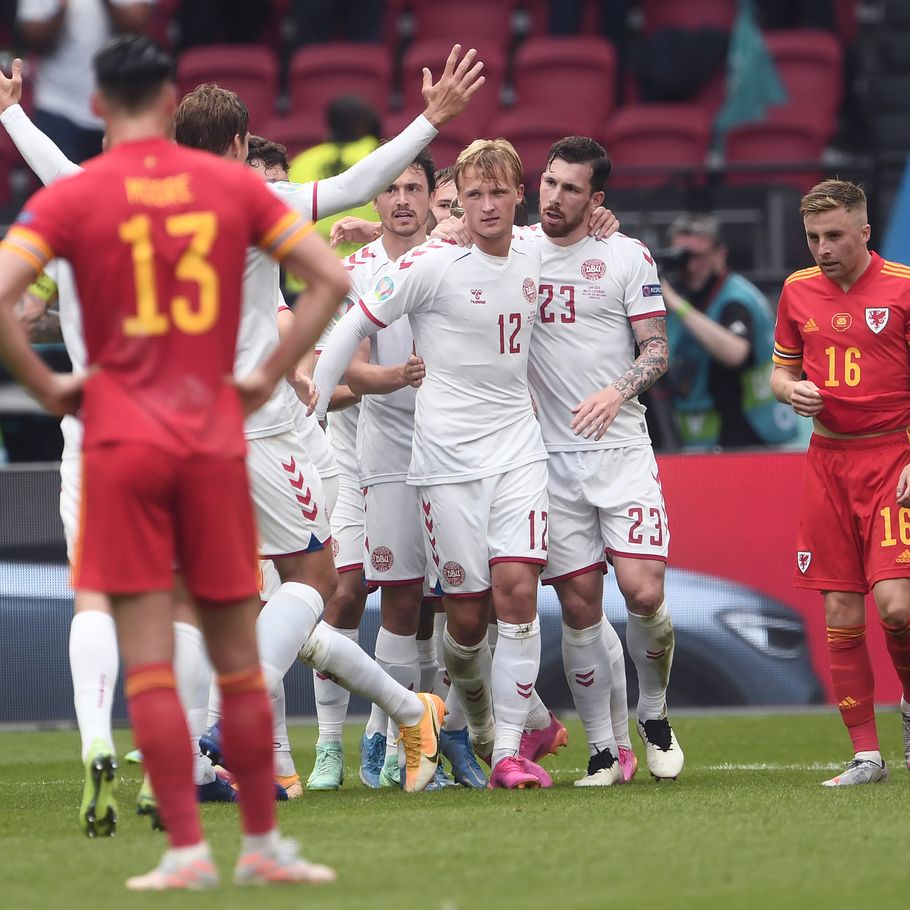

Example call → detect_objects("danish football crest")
797 551 812 574
443 560 466 587
371 546 394 572
581 258 606 280
865 307 889 334
522 277 537 304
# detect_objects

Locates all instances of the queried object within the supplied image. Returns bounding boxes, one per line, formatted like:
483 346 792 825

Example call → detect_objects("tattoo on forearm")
613 317 669 400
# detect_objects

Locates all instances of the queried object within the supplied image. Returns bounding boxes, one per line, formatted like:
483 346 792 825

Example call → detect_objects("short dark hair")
93 35 174 112
546 136 611 193
247 135 289 173
412 148 437 196
175 84 249 156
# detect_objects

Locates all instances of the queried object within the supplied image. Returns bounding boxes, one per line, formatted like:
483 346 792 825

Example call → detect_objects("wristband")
675 299 693 318
27 272 57 304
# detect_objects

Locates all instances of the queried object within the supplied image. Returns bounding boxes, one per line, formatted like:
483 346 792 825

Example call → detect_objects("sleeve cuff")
0 104 24 127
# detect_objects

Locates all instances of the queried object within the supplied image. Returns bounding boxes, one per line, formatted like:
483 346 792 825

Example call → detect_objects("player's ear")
591 190 605 211
90 91 106 120
516 183 525 204
862 222 871 244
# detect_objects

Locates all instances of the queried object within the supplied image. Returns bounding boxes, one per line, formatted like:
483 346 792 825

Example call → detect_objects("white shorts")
363 481 428 585
60 452 81 563
419 459 549 596
541 446 669 584
330 470 364 574
246 431 332 559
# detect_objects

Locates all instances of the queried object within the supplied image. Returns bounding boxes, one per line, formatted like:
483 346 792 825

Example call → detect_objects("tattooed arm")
570 316 668 440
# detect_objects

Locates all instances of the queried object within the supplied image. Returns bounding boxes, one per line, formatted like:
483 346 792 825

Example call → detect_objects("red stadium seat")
640 0 736 33
764 30 844 128
410 0 516 44
287 43 392 120
379 111 472 171
144 0 180 49
493 110 599 185
400 40 506 138
601 104 712 188
513 37 617 124
259 115 325 160
176 45 279 128
723 114 827 191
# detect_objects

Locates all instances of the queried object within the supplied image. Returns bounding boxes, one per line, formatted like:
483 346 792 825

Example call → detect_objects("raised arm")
0 60 82 185
308 44 485 220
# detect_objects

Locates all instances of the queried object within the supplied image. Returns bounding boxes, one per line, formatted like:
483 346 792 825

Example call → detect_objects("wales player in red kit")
772 179 910 786
0 37 349 888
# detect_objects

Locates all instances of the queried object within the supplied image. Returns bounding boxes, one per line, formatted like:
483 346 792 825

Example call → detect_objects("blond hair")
454 139 523 191
175 83 249 156
800 179 867 219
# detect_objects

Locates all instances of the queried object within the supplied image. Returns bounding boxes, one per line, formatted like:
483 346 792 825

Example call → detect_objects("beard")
540 208 586 238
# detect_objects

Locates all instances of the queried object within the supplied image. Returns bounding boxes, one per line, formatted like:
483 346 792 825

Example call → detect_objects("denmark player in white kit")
315 140 554 790
528 137 683 782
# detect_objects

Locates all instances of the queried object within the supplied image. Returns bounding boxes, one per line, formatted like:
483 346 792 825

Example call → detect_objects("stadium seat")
723 114 828 191
493 110 599 185
513 37 617 125
259 115 325 160
400 40 506 138
287 43 392 120
410 0 516 44
764 30 844 130
600 104 712 188
176 45 279 127
144 0 180 49
639 0 736 33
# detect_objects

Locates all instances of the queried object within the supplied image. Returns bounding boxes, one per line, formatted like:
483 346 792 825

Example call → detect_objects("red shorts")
795 429 910 593
73 443 259 603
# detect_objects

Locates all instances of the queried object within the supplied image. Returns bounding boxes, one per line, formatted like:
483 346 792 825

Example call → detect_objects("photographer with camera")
660 214 798 449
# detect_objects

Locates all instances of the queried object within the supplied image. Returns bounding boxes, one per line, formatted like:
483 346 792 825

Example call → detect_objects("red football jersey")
772 252 910 435
1 137 311 456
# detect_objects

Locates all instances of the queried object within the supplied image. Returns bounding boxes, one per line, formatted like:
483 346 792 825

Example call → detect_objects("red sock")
881 620 910 702
219 668 275 836
827 626 879 753
126 663 201 848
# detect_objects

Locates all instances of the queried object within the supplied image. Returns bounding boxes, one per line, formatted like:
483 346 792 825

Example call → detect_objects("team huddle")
0 30 908 896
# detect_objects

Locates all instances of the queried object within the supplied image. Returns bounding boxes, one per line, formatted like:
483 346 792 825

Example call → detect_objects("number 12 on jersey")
498 313 521 354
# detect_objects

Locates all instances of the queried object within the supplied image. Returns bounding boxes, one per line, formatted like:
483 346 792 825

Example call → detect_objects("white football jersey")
315 238 547 485
47 260 85 454
350 238 418 486
288 389 338 479
523 230 666 451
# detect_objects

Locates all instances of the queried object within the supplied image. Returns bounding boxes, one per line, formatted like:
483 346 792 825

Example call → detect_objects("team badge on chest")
522 278 537 303
797 551 812 574
865 307 889 334
581 258 606 280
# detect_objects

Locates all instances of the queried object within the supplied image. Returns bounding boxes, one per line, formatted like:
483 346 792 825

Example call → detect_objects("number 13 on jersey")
120 211 220 337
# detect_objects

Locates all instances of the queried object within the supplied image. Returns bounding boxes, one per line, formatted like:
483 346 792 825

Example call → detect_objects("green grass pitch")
0 712 907 910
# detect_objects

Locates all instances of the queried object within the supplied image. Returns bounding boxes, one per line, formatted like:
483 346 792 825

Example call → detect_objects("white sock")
370 628 418 759
273 682 296 778
625 601 674 720
173 621 215 785
207 678 221 728
417 635 437 693
443 630 493 739
602 619 631 749
257 582 324 697
442 684 467 732
241 829 279 855
491 618 541 767
525 690 551 731
313 625 357 744
69 611 118 761
901 696 910 717
432 612 449 697
856 750 884 766
562 619 617 755
487 621 499 653
299 621 424 726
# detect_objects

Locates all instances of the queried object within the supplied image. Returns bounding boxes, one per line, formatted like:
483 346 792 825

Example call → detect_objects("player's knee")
623 582 663 615
877 597 910 627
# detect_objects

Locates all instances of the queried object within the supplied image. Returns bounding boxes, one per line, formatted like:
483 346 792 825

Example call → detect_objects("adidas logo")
838 696 858 709
897 549 910 564
803 317 819 333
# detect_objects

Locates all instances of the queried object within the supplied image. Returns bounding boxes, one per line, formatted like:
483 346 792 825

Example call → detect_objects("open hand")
330 216 381 248
0 57 23 113
571 386 623 439
421 44 485 128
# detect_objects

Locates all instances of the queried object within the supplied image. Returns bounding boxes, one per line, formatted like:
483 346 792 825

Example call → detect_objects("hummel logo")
838 696 858 709
897 548 910 564
646 648 667 660
470 288 486 305
575 670 595 688
802 317 819 333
